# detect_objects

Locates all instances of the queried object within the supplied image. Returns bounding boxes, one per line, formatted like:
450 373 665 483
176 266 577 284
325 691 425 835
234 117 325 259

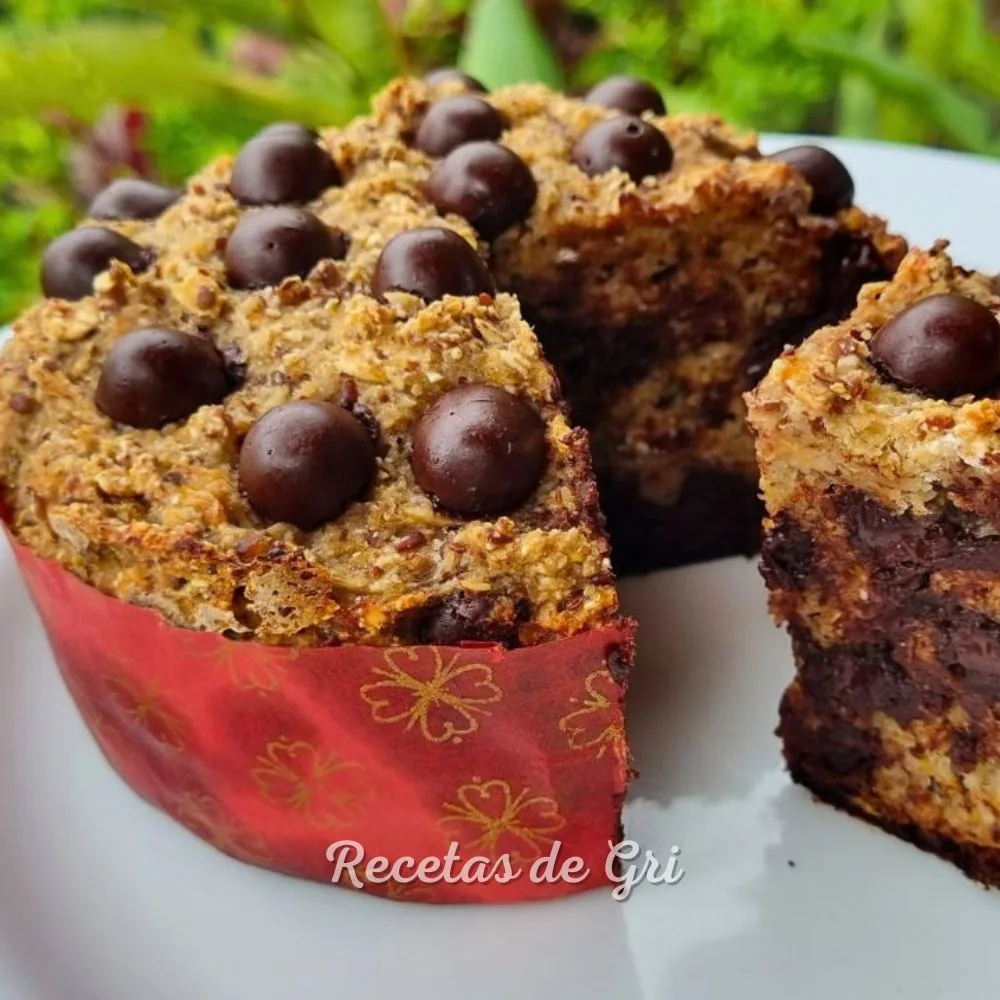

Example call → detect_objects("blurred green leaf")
834 6 888 138
125 0 303 38
300 0 399 84
0 23 353 122
459 0 564 88
794 33 999 156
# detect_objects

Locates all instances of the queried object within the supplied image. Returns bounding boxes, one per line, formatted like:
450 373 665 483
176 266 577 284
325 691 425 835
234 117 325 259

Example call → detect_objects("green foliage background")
1 0 999 321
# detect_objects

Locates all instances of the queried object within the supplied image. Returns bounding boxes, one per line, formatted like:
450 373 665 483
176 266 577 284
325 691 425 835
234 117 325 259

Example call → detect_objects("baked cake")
748 242 1000 885
0 69 912 896
282 73 906 573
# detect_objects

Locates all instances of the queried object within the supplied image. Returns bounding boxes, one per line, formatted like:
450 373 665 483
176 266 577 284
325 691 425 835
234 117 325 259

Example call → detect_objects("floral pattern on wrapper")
6 528 634 903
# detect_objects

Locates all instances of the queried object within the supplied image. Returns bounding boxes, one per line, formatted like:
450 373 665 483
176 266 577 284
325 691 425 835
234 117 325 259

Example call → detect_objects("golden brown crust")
748 243 1000 522
0 275 618 645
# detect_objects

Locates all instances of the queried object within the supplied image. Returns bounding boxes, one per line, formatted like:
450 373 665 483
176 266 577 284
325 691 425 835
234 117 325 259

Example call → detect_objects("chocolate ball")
769 145 854 216
585 75 666 117
239 400 376 530
415 96 506 158
89 179 183 220
372 228 494 302
412 383 547 516
870 293 1000 398
41 227 152 301
254 122 318 142
572 116 674 182
424 68 487 93
95 327 228 429
229 131 340 206
418 592 495 645
416 591 521 646
225 207 347 289
426 141 537 240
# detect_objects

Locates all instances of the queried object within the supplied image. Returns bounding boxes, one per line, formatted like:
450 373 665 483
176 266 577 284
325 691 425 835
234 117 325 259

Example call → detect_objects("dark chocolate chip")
416 591 519 646
219 342 249 388
95 327 228 429
426 141 537 240
225 207 347 289
41 227 152 300
769 145 854 216
760 513 816 593
572 116 674 182
229 132 340 206
8 393 36 415
870 293 1000 398
414 96 505 158
411 383 547 515
607 646 629 685
585 75 666 116
395 530 427 553
239 400 375 530
89 179 183 220
418 592 494 644
424 68 487 93
372 227 494 302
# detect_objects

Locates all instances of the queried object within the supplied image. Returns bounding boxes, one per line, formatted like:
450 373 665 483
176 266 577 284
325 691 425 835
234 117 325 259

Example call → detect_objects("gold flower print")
90 709 138 778
175 632 296 693
558 669 627 763
103 673 188 751
360 647 502 744
252 738 367 828
334 868 436 903
173 790 272 865
439 779 565 863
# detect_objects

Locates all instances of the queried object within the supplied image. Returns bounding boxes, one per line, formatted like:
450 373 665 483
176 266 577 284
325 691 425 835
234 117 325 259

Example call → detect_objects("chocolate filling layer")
782 686 1000 888
528 231 894 573
765 490 1000 726
768 489 1000 879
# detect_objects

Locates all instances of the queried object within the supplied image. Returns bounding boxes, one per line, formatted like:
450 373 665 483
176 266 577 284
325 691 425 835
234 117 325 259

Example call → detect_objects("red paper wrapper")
6 531 633 903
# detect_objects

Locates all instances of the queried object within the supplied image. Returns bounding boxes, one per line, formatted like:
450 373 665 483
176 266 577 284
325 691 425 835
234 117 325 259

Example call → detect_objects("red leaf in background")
230 31 290 78
381 0 407 25
988 0 1000 35
530 0 601 70
66 105 152 204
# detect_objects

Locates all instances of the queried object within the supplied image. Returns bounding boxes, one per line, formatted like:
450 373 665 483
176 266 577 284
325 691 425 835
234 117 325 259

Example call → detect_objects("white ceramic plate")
3 137 1000 1000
